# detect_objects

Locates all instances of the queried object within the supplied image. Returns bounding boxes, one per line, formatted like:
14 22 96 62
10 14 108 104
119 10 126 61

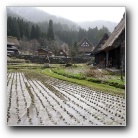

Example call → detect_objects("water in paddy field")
7 72 126 126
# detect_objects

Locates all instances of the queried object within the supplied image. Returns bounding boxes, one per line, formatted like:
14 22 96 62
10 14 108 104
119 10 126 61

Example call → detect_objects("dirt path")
7 71 126 126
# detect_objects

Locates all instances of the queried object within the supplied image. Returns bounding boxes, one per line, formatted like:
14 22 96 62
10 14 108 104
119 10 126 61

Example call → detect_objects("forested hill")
7 7 79 31
7 7 112 53
7 16 111 46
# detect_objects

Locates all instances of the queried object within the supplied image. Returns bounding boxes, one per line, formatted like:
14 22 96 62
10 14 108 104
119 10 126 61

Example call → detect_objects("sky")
36 7 125 23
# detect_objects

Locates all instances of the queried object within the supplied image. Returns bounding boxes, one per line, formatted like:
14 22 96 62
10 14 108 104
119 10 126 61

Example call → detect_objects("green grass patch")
41 68 125 97
52 68 125 89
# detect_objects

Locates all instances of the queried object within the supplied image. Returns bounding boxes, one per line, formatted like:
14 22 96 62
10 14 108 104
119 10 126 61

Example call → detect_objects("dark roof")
101 13 125 51
92 33 109 54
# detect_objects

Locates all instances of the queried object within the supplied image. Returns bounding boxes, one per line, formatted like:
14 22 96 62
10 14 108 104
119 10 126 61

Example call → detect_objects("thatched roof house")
92 13 125 69
101 14 125 51
78 37 94 56
7 36 20 56
36 48 53 56
7 36 20 47
59 49 68 57
92 33 109 67
92 33 109 54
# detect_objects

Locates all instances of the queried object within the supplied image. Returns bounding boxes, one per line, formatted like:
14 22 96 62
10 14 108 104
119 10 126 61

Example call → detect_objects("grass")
41 68 125 97
51 67 125 89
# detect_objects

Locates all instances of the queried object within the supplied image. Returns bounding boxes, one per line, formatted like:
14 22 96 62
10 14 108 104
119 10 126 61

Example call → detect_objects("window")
81 41 89 47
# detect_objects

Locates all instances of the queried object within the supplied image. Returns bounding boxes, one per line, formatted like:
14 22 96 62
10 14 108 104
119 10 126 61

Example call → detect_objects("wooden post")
120 42 124 81
106 51 109 67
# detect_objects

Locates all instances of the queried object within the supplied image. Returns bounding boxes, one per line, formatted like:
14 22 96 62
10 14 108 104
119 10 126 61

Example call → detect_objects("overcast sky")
36 7 125 23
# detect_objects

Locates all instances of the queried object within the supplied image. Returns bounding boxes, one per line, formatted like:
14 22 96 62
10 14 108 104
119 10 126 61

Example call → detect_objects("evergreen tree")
7 17 12 36
78 28 86 42
30 25 35 39
35 25 41 39
47 20 54 40
12 17 20 38
70 41 78 58
24 22 30 39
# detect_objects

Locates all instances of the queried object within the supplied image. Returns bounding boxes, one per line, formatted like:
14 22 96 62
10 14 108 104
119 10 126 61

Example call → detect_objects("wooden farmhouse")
92 33 109 67
7 36 19 56
36 48 53 56
78 37 94 56
59 49 68 58
92 13 125 69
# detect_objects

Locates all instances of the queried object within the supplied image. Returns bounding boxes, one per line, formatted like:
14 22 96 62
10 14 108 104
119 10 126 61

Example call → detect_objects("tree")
35 25 41 39
7 17 12 36
78 28 86 42
30 25 35 39
47 20 54 41
70 41 78 58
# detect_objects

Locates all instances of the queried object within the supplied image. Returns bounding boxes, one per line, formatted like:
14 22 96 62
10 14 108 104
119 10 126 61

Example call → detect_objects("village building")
78 37 94 57
59 49 68 58
92 33 109 67
7 36 19 56
36 48 53 56
92 13 125 69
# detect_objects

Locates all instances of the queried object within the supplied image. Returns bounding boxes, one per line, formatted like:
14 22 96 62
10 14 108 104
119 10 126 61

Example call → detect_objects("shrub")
65 63 72 67
85 68 103 78
86 78 102 83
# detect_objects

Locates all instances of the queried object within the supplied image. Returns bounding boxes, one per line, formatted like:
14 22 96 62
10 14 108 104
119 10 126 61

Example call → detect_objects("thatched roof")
7 36 20 46
37 48 49 52
101 13 125 51
78 37 94 53
92 33 109 54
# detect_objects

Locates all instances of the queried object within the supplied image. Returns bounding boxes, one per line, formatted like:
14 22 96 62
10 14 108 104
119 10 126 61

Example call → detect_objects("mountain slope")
7 7 117 33
7 7 79 31
78 20 117 32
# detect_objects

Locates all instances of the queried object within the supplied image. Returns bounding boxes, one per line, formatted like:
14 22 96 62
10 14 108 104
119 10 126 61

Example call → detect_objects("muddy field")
7 71 126 126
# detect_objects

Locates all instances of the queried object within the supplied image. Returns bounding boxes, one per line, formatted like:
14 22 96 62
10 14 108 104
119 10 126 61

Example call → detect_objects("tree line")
7 16 110 46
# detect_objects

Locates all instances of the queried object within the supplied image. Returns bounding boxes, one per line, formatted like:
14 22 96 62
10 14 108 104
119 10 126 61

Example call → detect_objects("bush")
65 63 72 67
85 68 103 78
86 78 102 83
